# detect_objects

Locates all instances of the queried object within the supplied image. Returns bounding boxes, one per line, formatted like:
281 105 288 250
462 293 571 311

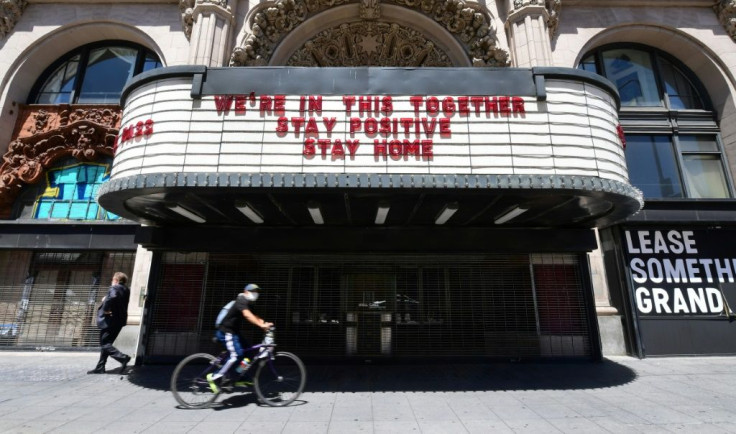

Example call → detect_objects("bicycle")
170 327 306 408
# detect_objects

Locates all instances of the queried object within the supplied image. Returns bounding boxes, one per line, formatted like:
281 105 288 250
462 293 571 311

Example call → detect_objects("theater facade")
1 0 735 360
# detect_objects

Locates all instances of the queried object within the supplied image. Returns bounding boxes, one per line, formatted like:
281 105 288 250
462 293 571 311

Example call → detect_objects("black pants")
96 326 128 367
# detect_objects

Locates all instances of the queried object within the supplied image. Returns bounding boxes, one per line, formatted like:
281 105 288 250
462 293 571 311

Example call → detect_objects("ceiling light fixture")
307 201 324 225
375 201 390 225
494 206 528 224
434 202 459 225
236 202 264 224
167 204 206 223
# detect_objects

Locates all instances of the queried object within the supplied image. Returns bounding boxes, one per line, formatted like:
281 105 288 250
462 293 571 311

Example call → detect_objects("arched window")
579 44 732 199
13 158 118 221
29 41 162 104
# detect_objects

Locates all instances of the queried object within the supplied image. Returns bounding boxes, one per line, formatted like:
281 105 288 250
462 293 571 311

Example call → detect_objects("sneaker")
205 373 220 393
120 355 131 372
233 380 253 387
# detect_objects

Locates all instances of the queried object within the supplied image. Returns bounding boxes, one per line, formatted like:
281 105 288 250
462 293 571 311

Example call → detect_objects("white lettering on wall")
625 229 734 316
634 286 725 314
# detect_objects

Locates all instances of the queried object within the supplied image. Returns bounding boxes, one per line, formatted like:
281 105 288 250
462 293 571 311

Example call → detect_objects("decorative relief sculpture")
287 21 451 66
0 106 119 218
179 0 196 40
547 0 561 37
0 0 27 39
231 0 509 67
29 110 50 136
65 108 120 128
715 0 736 41
360 0 381 20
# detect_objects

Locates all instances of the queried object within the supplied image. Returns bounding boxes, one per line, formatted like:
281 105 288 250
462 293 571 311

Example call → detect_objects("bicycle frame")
214 334 277 375
171 327 305 408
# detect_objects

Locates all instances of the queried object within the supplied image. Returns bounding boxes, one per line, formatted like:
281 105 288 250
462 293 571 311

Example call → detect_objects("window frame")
11 157 120 221
28 40 161 105
673 134 732 199
582 43 712 112
579 43 734 200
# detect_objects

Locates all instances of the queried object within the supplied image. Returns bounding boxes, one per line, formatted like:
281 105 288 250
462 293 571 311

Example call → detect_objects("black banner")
622 227 736 318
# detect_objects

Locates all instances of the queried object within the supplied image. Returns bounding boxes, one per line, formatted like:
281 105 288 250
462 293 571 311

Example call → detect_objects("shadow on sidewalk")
127 358 636 394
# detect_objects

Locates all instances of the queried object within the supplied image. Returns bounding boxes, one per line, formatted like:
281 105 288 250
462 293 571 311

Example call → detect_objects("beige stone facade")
0 0 734 358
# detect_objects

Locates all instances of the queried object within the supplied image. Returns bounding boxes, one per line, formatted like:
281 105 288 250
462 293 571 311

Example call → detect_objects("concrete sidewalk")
0 351 735 433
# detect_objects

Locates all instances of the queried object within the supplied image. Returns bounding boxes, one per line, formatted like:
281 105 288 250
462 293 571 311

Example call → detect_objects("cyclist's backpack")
215 300 235 327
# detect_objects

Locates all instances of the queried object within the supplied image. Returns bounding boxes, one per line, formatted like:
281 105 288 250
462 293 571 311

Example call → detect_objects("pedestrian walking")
88 272 132 374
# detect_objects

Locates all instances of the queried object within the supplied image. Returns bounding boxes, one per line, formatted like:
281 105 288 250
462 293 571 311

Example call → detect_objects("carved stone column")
183 0 236 67
504 0 559 68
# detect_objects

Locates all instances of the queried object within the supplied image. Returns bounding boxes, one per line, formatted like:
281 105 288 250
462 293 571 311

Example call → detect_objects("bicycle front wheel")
170 353 221 408
254 352 306 407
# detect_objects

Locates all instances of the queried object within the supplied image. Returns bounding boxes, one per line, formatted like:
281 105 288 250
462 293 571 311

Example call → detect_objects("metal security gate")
0 250 135 349
147 253 595 359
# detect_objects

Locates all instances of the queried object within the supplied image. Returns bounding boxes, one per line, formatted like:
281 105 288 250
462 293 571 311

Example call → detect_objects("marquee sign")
119 93 528 161
623 227 736 318
111 67 630 187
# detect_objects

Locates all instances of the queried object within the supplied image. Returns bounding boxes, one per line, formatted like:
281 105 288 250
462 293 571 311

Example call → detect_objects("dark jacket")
218 293 251 335
96 283 130 330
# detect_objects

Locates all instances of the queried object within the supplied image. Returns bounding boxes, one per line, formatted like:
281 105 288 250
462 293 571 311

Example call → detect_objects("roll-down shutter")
147 253 594 359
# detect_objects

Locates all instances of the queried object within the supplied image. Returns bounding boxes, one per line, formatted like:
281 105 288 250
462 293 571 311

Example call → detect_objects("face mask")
244 291 259 302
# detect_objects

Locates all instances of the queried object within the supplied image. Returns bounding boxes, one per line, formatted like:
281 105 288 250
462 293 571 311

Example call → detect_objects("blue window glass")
659 58 704 110
30 42 162 104
625 135 683 198
602 49 661 107
577 55 597 73
77 47 138 104
34 162 119 221
143 52 162 72
579 45 730 199
35 55 80 104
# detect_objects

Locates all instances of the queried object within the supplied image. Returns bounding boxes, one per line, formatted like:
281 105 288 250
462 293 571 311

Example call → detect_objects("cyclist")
207 283 273 392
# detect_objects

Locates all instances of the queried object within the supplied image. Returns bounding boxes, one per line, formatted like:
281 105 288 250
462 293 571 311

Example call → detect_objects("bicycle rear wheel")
171 353 221 408
253 351 306 407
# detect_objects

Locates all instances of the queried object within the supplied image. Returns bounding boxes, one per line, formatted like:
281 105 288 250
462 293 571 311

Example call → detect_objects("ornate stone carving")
179 0 196 40
65 107 120 127
715 0 736 41
0 106 119 219
0 0 27 39
231 0 509 67
547 0 561 37
512 0 561 38
360 0 381 20
29 110 50 136
179 0 230 40
287 21 451 66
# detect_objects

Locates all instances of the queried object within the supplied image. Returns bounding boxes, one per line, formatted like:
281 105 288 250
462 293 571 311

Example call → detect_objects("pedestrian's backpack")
215 300 235 327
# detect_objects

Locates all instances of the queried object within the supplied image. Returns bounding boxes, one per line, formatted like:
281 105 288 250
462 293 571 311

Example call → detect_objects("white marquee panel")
112 77 629 184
